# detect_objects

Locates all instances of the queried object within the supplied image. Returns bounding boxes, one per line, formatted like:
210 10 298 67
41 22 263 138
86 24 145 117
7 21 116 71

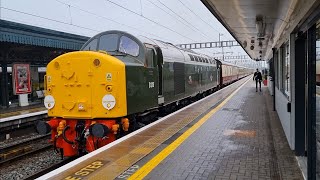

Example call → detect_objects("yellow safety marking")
129 78 251 180
64 160 106 179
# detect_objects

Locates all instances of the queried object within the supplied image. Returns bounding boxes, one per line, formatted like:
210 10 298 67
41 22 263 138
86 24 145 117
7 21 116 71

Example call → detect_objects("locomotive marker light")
78 103 85 111
102 94 116 110
93 59 101 67
44 95 55 109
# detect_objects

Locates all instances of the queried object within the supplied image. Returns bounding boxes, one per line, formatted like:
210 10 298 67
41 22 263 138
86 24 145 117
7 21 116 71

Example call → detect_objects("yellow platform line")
128 78 251 180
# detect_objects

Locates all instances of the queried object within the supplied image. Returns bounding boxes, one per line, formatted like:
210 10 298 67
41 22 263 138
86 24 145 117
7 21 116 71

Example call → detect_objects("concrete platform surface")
134 80 303 180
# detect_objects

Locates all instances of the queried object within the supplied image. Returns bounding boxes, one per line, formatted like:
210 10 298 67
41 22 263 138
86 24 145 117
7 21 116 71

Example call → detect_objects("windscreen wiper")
109 50 127 57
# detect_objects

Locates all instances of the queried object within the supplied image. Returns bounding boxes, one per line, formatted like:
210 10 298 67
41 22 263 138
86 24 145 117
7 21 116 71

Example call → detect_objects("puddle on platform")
235 119 248 126
220 139 246 151
224 129 256 138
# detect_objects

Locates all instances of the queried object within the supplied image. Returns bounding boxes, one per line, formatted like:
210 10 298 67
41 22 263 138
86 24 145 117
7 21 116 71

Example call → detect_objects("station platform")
0 104 47 135
0 104 46 120
39 76 303 180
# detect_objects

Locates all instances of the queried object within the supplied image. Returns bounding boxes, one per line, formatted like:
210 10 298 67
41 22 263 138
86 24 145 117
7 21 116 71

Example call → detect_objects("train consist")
37 30 253 157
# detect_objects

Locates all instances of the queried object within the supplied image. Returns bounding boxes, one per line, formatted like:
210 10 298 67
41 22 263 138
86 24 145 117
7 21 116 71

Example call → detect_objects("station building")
201 0 320 178
1 0 320 179
0 20 88 108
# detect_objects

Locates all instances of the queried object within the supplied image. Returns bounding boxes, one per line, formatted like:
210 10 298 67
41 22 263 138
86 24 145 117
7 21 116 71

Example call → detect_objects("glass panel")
145 48 154 68
99 34 118 52
119 36 139 56
285 43 290 96
82 38 98 51
188 54 194 61
316 19 320 178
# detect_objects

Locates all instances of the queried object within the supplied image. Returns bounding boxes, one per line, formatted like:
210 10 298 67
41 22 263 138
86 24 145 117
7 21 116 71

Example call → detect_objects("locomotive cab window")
99 34 118 52
82 38 98 51
145 48 155 68
119 36 139 56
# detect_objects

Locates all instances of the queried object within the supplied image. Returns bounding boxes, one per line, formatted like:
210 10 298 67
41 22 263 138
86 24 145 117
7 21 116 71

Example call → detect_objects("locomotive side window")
145 48 155 68
119 36 140 56
99 34 118 52
82 38 98 51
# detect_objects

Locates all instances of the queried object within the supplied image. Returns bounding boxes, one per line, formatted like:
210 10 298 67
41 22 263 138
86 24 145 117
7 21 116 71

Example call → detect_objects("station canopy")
201 0 320 61
0 20 89 65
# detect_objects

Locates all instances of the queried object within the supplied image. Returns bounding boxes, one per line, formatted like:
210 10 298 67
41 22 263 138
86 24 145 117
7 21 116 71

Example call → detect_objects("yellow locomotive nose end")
45 51 127 119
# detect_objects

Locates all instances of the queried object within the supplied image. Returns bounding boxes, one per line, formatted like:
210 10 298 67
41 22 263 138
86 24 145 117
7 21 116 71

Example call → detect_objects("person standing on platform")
253 69 262 92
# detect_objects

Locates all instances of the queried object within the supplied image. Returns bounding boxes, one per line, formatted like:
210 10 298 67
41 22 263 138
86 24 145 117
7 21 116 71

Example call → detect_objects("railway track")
25 157 76 180
0 134 51 165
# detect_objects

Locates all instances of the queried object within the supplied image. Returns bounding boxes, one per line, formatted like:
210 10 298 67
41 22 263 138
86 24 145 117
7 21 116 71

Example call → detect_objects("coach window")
99 34 118 52
188 54 194 61
277 48 283 90
119 36 140 56
82 38 98 51
275 51 279 88
284 43 290 96
145 48 155 68
192 55 195 61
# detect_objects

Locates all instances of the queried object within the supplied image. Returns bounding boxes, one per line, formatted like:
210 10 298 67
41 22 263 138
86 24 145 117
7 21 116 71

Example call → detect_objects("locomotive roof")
81 30 251 69
137 35 218 65
216 60 250 69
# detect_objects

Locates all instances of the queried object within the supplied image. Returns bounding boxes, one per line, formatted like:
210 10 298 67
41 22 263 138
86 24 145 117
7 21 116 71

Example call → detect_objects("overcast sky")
0 0 249 58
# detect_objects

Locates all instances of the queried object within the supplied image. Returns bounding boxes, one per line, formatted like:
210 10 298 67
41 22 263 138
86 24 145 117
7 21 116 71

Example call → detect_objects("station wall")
275 88 292 147
272 35 296 150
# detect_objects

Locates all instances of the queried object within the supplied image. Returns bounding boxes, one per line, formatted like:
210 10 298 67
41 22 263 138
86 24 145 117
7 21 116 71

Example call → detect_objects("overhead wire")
53 0 175 43
105 0 197 42
177 0 248 59
177 0 221 35
153 0 219 53
104 0 221 54
2 0 240 59
0 6 100 33
148 0 213 40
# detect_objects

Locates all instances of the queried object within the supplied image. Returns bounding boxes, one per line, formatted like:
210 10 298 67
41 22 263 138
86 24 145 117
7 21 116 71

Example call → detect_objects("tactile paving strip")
48 77 250 180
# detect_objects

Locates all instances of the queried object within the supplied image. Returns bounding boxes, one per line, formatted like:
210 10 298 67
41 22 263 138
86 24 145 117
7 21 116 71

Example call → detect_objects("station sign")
12 63 32 95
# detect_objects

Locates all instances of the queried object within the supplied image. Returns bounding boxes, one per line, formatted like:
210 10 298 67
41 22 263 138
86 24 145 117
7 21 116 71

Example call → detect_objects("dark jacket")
254 72 262 81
